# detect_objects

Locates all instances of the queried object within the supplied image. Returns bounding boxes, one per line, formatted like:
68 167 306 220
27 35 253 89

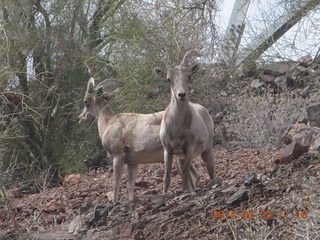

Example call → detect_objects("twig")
310 46 320 66
264 223 283 240
227 219 238 240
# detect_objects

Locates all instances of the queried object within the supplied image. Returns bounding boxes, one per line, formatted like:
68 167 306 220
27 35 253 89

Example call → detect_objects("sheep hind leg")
113 155 125 203
163 148 173 193
181 147 195 192
189 163 200 189
127 164 138 201
175 158 199 189
201 149 216 179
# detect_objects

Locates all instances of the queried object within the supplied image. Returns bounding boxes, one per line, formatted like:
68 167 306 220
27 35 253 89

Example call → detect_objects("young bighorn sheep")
79 77 200 202
154 50 216 193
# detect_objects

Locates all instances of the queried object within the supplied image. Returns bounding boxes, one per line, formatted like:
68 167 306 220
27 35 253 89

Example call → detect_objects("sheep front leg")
182 146 195 192
127 163 138 201
113 155 124 202
175 158 199 189
201 149 216 179
163 148 173 193
189 163 200 189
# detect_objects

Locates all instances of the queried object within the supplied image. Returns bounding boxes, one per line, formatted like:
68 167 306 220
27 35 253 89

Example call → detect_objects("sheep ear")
87 77 95 94
153 67 165 78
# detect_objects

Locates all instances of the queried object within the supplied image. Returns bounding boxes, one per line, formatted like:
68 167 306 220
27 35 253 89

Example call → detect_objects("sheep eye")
166 78 171 83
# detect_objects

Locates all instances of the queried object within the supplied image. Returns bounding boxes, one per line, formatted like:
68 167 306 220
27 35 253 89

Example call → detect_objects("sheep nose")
178 92 186 98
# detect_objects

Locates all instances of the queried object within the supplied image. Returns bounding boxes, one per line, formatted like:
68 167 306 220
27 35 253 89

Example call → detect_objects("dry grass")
220 89 320 149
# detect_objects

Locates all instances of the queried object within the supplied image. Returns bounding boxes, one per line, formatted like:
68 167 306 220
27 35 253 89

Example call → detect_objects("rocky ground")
1 147 319 240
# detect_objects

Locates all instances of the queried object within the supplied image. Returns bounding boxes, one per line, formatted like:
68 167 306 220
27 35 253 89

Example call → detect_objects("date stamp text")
212 210 309 220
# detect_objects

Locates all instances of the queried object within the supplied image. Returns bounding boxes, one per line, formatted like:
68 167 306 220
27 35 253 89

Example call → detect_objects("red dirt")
0 148 279 237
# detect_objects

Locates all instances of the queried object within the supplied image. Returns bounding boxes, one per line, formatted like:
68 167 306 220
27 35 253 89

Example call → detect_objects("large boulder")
277 119 320 164
307 104 320 127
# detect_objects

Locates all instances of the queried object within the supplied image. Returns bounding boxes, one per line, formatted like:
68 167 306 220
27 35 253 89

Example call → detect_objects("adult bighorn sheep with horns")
154 50 216 193
78 77 200 202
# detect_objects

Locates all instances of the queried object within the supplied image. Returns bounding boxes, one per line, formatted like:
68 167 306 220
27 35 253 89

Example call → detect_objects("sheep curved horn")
86 77 95 94
180 49 200 67
95 78 125 91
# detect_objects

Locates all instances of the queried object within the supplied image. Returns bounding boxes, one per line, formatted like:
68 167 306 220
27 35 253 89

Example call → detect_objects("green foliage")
0 0 219 189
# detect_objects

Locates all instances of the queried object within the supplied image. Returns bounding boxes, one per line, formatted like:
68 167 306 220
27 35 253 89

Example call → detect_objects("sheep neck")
97 105 114 139
168 92 192 128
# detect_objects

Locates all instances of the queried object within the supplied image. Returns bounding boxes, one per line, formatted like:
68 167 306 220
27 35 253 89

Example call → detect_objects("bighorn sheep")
154 50 216 193
78 77 200 202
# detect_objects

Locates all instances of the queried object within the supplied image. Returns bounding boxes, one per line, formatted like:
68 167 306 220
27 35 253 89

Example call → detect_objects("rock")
257 173 269 183
310 136 320 151
288 64 309 80
274 76 293 90
68 215 82 234
221 185 238 194
244 172 260 186
204 177 221 189
281 132 293 145
79 203 94 215
31 228 75 240
63 174 85 187
106 191 114 201
220 90 228 97
260 74 275 83
151 195 166 208
275 62 291 74
298 55 312 66
250 79 264 89
295 131 313 148
226 186 248 205
296 65 308 72
280 123 312 145
69 204 110 235
264 62 291 75
93 205 109 223
307 104 320 127
278 140 309 164
263 69 282 77
295 66 309 79
278 119 320 163
275 148 292 164
298 118 309 125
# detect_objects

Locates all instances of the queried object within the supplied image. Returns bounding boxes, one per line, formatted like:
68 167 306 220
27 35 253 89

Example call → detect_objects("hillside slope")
2 149 319 239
